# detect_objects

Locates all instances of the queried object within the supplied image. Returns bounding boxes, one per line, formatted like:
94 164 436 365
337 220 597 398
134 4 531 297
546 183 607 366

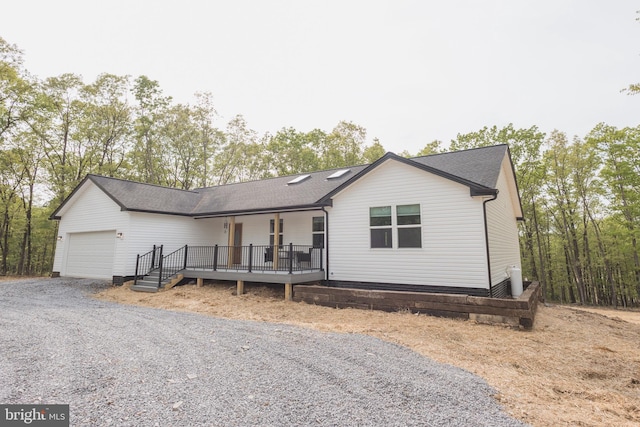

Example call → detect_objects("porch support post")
197 277 203 288
284 283 292 301
273 213 280 271
288 242 293 274
227 216 235 268
237 279 244 296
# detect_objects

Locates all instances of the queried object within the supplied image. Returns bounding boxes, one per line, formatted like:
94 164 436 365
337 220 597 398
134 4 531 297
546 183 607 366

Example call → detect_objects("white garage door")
65 231 116 279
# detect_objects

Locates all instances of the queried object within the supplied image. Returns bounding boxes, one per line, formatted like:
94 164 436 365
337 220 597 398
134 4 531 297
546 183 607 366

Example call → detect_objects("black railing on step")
134 243 323 289
158 245 189 286
133 245 162 287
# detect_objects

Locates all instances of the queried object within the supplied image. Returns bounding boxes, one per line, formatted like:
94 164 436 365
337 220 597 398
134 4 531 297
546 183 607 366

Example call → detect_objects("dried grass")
97 281 640 427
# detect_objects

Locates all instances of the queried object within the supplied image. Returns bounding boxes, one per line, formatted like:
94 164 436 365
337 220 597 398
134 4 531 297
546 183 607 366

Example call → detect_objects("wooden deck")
181 268 325 285
176 268 324 301
132 243 325 295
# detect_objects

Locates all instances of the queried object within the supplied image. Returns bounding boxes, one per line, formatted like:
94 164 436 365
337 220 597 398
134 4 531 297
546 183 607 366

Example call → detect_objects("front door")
233 223 243 264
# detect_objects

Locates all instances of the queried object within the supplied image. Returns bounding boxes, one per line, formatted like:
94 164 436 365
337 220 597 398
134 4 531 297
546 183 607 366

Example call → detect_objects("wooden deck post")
237 279 244 296
273 213 280 271
284 283 292 301
196 277 203 288
227 216 235 268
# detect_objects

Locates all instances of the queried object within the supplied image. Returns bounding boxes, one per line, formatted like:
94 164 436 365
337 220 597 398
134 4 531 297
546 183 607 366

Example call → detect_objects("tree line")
1 36 638 307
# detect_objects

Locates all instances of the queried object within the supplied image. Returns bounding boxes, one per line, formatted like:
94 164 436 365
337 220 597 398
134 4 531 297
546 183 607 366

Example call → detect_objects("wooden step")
131 284 159 293
131 269 182 292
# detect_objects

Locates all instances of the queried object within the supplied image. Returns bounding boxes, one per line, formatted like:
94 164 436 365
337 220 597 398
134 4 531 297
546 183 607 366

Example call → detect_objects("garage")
64 230 116 279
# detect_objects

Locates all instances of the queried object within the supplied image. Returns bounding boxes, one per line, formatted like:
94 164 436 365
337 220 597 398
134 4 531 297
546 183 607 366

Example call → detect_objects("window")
397 204 421 248
398 228 421 248
370 206 392 226
397 204 421 225
371 229 392 248
370 206 392 248
269 218 283 246
369 204 422 249
312 216 325 248
287 174 310 185
327 169 351 179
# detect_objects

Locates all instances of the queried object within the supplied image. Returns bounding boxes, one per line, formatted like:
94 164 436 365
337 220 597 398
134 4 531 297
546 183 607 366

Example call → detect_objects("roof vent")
326 169 351 179
287 174 311 185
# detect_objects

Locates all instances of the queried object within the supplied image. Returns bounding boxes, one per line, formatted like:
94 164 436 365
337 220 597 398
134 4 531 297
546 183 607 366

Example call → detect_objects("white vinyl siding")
268 211 319 247
328 159 489 289
126 213 215 274
486 157 522 286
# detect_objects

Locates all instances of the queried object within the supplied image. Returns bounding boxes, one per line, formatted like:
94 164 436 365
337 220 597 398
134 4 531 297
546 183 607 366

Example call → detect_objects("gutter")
482 191 499 297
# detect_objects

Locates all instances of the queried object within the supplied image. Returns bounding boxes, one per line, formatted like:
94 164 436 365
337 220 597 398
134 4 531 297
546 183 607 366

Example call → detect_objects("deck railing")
185 243 323 274
159 245 189 285
135 243 323 288
133 245 162 286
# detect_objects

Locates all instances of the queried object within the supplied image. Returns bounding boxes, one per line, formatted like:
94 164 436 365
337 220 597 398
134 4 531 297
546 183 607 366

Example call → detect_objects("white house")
50 145 523 297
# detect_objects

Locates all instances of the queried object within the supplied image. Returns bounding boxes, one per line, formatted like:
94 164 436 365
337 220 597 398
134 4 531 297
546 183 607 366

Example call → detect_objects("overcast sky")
2 0 638 154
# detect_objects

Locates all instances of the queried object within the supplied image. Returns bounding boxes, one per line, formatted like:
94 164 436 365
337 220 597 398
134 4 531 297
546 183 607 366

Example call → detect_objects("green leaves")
263 120 382 177
587 124 640 229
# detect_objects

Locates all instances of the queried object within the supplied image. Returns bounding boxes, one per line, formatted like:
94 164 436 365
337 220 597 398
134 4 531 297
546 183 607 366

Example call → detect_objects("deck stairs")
131 270 184 293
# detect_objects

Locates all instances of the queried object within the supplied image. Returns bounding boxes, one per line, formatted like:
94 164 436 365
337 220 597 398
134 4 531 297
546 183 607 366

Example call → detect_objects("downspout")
482 192 499 297
321 206 329 282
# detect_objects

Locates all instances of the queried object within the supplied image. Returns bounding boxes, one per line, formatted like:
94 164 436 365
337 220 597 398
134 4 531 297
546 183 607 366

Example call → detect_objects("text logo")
0 405 69 427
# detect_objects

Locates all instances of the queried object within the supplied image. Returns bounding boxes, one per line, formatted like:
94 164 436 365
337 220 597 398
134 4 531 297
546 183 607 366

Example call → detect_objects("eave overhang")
192 203 331 219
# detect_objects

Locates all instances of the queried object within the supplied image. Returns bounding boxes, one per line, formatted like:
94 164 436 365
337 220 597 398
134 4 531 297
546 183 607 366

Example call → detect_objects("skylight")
287 174 311 185
327 169 351 179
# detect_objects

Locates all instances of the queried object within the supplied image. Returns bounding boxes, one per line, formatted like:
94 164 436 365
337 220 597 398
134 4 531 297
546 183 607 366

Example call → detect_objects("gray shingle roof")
89 176 202 215
411 144 507 189
51 144 511 219
191 166 367 216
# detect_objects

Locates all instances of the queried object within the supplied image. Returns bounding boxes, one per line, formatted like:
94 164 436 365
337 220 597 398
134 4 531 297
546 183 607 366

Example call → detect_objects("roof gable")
49 177 107 220
49 175 201 219
318 149 502 204
89 175 201 216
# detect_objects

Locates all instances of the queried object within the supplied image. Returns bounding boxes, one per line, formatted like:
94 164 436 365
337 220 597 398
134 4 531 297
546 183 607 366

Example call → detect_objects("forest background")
1 36 638 307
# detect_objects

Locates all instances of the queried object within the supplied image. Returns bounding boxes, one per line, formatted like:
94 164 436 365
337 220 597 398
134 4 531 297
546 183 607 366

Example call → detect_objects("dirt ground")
95 281 640 427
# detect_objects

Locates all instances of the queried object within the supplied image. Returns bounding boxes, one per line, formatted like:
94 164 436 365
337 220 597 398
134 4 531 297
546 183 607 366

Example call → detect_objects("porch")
131 243 325 296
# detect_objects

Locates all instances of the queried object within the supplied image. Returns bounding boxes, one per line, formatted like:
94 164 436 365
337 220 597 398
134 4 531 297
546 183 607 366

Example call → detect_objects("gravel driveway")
0 278 527 426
